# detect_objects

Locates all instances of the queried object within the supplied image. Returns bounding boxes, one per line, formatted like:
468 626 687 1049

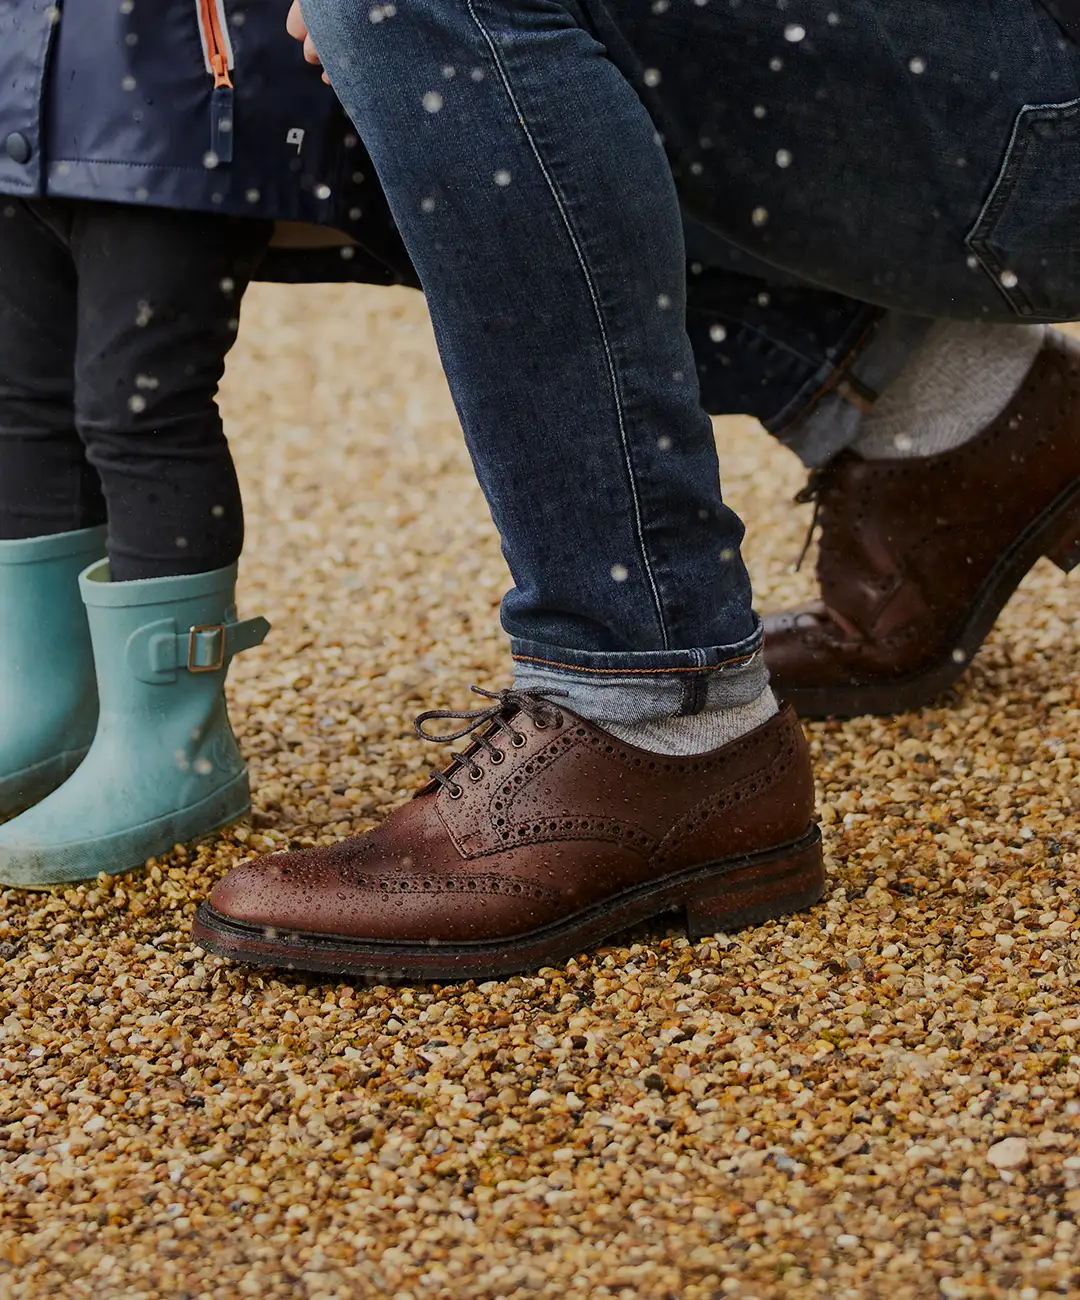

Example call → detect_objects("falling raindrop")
657 435 673 451
757 292 771 307
245 188 261 203
951 648 966 664
753 105 767 119
202 150 219 170
1000 270 1018 289
709 324 727 343
122 75 137 91
315 183 332 200
220 277 235 294
893 433 914 452
751 207 769 226
643 68 662 87
175 536 189 549
494 169 512 187
720 548 735 562
909 56 926 74
657 293 672 310
128 394 147 413
193 757 213 775
776 148 793 168
211 504 226 518
784 23 806 42
769 57 783 71
421 196 436 213
422 91 444 113
610 564 629 582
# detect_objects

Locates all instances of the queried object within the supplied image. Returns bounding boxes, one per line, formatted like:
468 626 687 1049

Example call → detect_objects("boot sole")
0 771 251 888
191 825 824 983
0 747 90 823
774 473 1080 718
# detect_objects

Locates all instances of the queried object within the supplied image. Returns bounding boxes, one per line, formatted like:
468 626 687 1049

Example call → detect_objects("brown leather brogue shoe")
764 331 1080 717
193 688 822 981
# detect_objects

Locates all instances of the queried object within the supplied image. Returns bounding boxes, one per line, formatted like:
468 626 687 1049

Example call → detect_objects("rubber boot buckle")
188 624 226 672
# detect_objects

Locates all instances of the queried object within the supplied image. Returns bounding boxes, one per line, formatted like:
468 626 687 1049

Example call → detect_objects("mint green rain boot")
0 526 108 821
0 560 269 887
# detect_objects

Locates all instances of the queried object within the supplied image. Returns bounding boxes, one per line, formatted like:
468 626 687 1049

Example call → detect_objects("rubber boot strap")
127 615 270 684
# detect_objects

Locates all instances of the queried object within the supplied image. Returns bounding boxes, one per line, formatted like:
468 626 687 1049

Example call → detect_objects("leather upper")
764 332 1080 689
209 701 815 943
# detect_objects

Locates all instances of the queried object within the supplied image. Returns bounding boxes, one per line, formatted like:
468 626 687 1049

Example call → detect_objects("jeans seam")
511 649 760 674
463 0 670 649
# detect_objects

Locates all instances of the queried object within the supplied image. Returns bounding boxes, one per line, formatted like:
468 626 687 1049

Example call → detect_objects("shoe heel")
1045 514 1080 574
684 831 825 937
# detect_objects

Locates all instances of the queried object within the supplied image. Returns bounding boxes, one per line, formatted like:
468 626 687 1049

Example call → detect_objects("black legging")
0 197 272 580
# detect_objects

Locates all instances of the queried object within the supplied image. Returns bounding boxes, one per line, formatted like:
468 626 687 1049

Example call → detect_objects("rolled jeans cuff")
511 619 769 726
769 310 935 468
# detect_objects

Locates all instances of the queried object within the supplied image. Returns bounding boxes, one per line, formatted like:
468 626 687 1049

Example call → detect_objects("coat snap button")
4 133 31 164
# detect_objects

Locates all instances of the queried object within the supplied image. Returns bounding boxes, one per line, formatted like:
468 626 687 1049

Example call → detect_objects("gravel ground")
2 286 1079 1300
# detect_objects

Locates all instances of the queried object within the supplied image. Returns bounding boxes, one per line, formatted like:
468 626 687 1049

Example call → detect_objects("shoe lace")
414 686 569 796
793 468 827 572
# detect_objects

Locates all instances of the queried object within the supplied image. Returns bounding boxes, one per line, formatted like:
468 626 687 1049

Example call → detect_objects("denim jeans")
302 0 1080 723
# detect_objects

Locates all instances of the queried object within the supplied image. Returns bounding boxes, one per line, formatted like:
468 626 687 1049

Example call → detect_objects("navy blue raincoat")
0 0 417 286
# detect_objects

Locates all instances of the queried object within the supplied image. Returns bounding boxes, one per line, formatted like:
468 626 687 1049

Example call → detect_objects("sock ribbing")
854 320 1046 460
602 688 778 756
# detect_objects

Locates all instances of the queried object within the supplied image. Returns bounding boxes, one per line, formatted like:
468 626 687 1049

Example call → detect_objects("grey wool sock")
854 320 1046 460
602 688 779 757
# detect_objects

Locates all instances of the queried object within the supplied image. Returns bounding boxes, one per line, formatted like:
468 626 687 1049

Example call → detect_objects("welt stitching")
462 0 670 649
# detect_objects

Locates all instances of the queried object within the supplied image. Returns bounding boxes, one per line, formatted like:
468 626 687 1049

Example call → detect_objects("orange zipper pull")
210 52 233 89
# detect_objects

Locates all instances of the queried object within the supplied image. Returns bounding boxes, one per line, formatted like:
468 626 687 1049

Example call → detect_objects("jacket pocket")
967 97 1080 318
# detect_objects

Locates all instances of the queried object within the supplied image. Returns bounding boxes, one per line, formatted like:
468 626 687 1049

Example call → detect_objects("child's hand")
286 1 331 83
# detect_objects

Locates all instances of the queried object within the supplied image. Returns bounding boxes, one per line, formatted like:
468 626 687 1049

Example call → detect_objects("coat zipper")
196 0 235 162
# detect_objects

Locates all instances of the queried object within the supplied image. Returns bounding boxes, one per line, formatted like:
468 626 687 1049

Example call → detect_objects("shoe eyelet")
534 720 548 730
512 733 527 748
449 785 463 799
490 750 505 764
469 767 484 782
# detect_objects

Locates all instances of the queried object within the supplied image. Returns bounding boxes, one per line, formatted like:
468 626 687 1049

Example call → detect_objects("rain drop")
315 183 332 199
122 75 137 91
776 148 793 168
709 324 727 343
494 169 512 187
657 435 673 451
128 394 147 413
784 23 805 42
422 91 444 113
657 293 672 310
1000 270 1018 289
610 564 629 582
751 206 769 226
951 648 966 664
202 150 220 170
909 56 926 74
643 68 662 87
421 196 437 213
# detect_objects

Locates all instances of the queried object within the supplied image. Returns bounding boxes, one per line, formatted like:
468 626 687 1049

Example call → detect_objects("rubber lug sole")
776 474 1080 718
192 825 824 983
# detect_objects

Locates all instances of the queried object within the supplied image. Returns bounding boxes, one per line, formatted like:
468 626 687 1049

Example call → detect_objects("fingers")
285 0 308 41
304 33 323 67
